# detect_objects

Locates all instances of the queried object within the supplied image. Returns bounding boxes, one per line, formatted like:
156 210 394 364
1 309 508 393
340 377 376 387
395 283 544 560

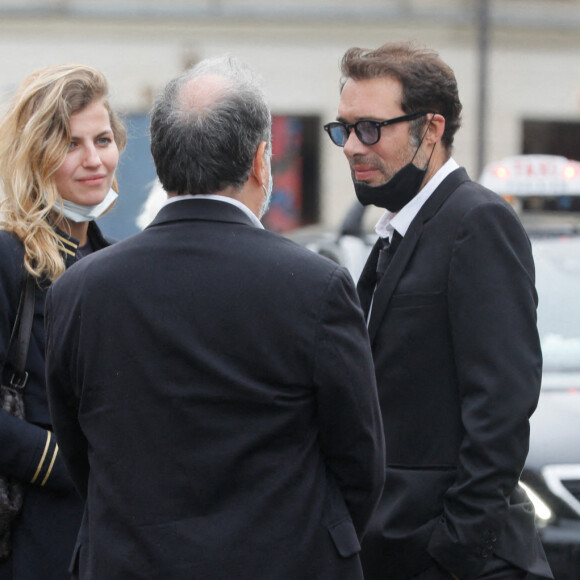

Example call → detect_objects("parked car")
524 234 580 580
289 203 580 579
479 154 580 214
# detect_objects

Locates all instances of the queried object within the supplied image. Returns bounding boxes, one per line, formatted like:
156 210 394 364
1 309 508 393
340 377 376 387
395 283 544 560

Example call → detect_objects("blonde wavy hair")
0 63 127 281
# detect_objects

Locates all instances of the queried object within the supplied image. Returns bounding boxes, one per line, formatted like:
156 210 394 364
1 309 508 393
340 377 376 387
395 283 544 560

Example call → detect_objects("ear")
251 141 269 188
423 113 446 147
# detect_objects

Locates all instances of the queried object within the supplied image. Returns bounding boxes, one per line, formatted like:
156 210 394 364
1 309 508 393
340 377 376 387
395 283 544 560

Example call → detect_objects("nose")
343 127 367 157
82 144 102 168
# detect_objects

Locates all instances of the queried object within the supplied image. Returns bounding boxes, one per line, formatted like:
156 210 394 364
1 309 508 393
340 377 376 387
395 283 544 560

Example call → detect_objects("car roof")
479 154 580 197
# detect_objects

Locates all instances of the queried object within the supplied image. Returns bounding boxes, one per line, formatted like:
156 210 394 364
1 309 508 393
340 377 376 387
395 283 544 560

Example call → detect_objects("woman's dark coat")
0 223 110 579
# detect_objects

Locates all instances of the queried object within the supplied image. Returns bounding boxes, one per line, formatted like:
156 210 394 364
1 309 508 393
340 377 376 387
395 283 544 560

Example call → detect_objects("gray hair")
150 55 272 195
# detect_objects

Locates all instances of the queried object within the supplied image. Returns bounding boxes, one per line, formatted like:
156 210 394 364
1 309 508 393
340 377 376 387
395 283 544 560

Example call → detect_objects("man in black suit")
324 42 552 580
45 55 385 580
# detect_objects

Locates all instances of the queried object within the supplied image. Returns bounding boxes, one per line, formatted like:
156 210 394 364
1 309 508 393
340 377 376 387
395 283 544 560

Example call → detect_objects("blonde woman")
0 64 126 579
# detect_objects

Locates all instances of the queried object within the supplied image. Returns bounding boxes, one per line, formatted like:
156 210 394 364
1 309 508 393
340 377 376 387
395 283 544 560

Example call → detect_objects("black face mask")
354 161 428 211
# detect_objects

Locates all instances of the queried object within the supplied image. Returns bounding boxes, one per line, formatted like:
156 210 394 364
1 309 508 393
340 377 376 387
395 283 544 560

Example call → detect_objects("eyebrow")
336 116 362 123
70 129 114 140
336 116 381 124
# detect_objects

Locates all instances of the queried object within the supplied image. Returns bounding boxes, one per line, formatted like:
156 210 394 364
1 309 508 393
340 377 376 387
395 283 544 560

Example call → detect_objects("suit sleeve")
0 407 75 491
427 202 541 579
45 283 90 499
313 265 385 539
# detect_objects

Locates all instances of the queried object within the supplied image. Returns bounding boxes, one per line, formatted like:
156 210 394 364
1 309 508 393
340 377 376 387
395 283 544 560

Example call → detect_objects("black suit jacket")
45 199 385 580
357 168 552 580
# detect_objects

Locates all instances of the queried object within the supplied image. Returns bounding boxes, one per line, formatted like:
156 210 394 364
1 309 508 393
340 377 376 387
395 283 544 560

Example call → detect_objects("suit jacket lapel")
364 167 471 343
366 223 423 341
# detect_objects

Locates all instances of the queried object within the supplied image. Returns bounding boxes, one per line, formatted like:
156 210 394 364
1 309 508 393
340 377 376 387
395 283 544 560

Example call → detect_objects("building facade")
1 0 580 234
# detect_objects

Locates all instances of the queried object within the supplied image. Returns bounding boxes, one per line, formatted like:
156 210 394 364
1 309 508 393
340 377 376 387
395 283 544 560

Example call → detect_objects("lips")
351 164 380 182
77 174 107 187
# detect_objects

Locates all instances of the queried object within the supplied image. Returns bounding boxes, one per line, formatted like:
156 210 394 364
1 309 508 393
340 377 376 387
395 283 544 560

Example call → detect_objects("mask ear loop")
410 113 437 169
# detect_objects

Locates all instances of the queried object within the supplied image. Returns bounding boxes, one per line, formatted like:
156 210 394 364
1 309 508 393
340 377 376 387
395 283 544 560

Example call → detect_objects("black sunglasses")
323 111 432 147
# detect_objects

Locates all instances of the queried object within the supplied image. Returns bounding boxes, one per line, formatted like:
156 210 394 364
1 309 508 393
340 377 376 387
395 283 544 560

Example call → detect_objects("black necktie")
376 231 402 285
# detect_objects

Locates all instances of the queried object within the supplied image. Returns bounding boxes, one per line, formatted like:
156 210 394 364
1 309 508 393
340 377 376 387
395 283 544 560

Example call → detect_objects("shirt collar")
164 194 264 229
375 157 459 240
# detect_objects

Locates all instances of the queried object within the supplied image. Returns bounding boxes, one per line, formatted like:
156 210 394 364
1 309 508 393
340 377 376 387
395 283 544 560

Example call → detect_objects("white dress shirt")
164 193 264 229
375 157 459 242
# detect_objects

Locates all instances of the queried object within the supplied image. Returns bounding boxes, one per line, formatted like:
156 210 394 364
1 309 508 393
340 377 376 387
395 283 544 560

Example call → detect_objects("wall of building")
1 1 580 230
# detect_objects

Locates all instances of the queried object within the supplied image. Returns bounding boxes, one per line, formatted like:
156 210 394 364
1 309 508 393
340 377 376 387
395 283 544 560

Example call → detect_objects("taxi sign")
479 155 580 197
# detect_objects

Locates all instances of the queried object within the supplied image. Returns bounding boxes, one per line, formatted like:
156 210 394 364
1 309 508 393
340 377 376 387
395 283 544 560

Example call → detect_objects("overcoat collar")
358 167 471 343
148 198 256 230
54 221 110 265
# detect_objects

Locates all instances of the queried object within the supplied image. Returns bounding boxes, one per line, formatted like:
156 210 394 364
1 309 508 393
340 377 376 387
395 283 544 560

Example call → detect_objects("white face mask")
259 157 274 218
61 188 119 223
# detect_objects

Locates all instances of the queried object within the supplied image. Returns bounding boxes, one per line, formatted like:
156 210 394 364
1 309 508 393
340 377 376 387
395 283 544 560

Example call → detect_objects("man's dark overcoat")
45 199 385 580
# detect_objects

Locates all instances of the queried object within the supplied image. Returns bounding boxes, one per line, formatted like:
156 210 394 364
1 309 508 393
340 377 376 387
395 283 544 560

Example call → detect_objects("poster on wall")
262 116 304 233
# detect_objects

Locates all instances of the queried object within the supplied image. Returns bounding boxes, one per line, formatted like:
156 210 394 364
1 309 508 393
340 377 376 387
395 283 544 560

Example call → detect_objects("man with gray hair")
45 55 385 579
